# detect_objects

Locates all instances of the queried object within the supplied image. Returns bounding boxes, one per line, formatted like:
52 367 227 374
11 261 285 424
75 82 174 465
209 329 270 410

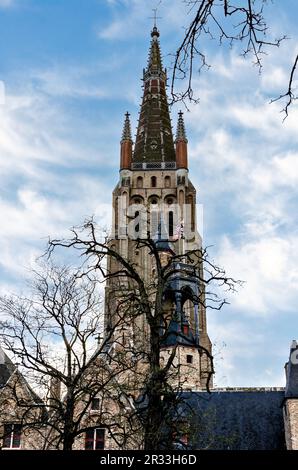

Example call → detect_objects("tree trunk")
144 324 165 450
63 433 75 451
62 395 75 451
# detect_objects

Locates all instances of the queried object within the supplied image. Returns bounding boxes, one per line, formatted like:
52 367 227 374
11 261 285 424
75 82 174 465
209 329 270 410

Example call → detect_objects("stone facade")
284 400 298 450
283 341 298 449
0 360 45 450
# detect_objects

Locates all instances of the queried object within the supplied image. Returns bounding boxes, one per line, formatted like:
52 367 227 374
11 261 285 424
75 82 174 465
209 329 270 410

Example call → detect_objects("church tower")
105 26 213 390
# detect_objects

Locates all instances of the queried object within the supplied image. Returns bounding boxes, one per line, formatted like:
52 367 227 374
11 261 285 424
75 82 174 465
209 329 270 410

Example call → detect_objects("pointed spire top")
121 112 132 142
176 111 188 143
150 7 161 39
147 27 163 74
133 25 175 164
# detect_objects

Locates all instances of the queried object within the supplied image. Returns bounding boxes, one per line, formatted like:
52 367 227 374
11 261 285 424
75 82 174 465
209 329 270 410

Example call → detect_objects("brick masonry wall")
284 399 298 450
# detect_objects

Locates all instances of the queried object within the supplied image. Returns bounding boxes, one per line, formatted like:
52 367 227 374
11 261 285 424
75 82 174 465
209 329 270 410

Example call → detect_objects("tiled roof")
182 390 285 450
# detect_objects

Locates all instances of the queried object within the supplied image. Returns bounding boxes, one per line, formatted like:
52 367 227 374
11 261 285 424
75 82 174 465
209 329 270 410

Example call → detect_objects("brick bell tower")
105 26 213 390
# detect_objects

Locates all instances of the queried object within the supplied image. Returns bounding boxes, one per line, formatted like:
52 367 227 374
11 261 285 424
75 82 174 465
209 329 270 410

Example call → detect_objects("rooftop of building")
182 389 286 450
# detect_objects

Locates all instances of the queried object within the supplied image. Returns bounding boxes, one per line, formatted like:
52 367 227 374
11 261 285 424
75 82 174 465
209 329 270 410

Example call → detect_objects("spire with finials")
176 110 188 143
175 111 188 169
120 112 133 170
133 21 176 165
121 112 132 142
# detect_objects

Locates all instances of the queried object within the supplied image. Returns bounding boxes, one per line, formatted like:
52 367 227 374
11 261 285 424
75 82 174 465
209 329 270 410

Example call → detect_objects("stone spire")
133 28 175 164
176 111 188 142
120 112 133 170
121 112 132 142
175 111 188 169
146 27 162 77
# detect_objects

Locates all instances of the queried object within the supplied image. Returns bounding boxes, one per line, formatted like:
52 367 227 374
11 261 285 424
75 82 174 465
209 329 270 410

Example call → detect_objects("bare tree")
171 0 297 117
0 217 241 451
46 219 241 450
0 262 140 450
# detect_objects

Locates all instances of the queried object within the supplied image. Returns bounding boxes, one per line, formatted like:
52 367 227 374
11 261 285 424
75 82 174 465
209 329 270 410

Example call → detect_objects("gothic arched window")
165 176 171 188
137 176 143 189
168 211 174 237
187 195 195 231
151 176 157 188
135 211 140 233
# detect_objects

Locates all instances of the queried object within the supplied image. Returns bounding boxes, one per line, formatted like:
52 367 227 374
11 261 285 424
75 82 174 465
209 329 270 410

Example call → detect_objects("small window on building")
135 211 140 233
91 398 100 411
177 176 186 186
151 176 157 188
137 176 143 189
85 428 105 450
165 176 171 188
183 324 189 335
186 355 193 364
168 211 174 237
3 424 22 449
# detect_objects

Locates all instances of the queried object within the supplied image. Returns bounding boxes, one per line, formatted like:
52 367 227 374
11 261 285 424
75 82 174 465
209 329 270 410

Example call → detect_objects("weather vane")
149 4 162 28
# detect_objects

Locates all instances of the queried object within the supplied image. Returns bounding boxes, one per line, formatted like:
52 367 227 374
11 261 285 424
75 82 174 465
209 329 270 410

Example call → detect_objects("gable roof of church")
0 345 16 388
0 345 45 408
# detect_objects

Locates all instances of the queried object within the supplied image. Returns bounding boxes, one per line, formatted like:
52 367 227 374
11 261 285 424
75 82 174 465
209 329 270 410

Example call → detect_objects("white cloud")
32 65 107 99
215 235 298 316
0 0 15 8
0 73 115 287
210 317 287 387
98 0 189 40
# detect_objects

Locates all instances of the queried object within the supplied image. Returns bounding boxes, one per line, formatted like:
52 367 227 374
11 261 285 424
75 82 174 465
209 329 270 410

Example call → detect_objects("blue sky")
0 0 298 387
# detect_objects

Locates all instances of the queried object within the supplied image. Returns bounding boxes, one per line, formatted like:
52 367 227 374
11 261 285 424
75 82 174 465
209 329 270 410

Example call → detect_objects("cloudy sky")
0 0 297 387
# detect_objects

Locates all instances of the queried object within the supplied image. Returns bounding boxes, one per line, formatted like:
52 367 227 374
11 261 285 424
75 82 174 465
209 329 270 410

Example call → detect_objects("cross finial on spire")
151 7 161 28
149 5 162 39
